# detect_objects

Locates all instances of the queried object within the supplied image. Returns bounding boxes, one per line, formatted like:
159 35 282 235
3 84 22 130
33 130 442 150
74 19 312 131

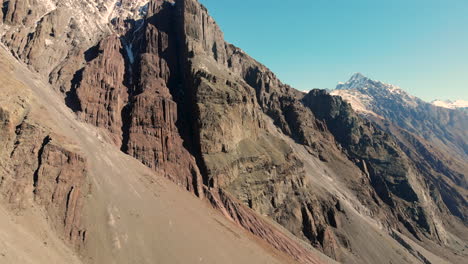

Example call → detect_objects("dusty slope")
0 202 82 264
0 45 301 264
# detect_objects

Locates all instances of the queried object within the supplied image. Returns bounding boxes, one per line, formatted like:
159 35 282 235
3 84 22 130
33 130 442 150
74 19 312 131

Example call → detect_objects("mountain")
0 1 467 264
333 73 468 160
332 73 468 235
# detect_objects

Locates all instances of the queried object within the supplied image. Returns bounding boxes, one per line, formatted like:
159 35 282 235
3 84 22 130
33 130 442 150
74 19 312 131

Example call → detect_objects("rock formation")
74 34 128 145
0 59 88 248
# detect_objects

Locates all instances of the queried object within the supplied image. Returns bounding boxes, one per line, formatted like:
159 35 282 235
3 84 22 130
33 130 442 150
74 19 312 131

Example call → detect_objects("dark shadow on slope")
65 68 84 112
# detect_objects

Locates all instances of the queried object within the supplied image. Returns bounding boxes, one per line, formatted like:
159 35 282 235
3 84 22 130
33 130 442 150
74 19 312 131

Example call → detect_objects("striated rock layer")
74 34 128 145
0 55 88 249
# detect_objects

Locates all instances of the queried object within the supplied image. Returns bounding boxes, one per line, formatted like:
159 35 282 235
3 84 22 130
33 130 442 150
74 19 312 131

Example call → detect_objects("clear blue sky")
198 0 468 101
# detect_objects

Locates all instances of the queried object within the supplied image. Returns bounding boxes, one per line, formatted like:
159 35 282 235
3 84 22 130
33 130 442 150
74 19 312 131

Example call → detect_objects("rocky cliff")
0 1 466 264
0 53 88 249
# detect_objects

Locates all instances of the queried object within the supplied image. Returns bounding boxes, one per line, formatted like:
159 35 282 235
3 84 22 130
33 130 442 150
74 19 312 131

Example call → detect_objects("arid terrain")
0 1 466 263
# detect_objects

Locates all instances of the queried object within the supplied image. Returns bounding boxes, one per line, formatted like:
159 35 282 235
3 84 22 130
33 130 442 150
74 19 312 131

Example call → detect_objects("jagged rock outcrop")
34 140 88 245
0 69 88 248
0 0 148 93
67 0 204 196
73 34 128 145
125 0 203 196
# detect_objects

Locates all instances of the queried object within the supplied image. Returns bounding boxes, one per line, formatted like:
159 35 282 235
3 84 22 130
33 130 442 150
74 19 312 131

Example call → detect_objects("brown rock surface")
74 34 128 145
205 187 324 264
0 50 88 249
126 1 204 195
34 140 88 245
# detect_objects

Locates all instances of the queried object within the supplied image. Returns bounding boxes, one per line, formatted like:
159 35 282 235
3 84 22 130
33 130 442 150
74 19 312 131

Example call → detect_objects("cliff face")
0 56 88 249
63 1 205 196
302 91 436 240
0 1 466 264
73 34 128 145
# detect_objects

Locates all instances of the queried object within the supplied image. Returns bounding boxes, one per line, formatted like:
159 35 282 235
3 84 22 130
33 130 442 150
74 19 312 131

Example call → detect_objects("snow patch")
331 89 384 119
124 44 134 64
431 100 468 109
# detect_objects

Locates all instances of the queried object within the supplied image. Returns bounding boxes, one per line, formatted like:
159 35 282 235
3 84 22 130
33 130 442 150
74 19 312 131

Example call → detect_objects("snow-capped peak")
336 73 402 93
331 73 421 112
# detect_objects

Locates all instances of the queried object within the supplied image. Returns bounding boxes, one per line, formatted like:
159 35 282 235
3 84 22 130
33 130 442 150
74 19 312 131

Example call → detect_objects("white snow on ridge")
330 89 384 119
335 73 419 108
431 100 468 109
124 44 134 64
336 73 403 93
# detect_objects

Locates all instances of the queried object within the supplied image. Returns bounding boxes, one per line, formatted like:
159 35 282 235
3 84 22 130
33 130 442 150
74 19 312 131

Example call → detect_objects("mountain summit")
336 73 404 93
332 74 467 158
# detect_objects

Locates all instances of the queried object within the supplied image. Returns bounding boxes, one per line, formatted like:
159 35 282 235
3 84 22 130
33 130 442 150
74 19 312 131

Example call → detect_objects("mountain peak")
349 72 368 82
336 73 403 94
335 73 372 90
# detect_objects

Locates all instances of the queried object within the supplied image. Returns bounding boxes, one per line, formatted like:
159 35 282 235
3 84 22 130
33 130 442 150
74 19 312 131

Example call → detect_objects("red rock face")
122 2 203 195
34 141 88 246
124 89 203 195
75 34 128 146
70 1 204 196
0 112 88 248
